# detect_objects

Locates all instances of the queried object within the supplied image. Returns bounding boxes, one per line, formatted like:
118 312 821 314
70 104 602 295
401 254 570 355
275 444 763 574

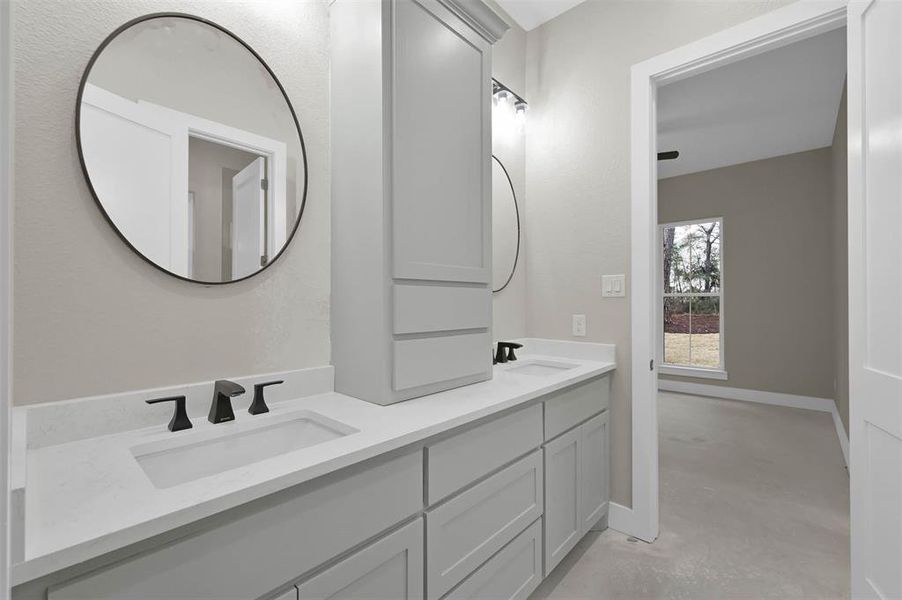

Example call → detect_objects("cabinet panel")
579 411 609 533
48 451 423 600
295 519 424 600
393 283 490 334
544 376 610 441
392 0 491 283
445 518 543 600
427 404 542 504
543 427 581 576
393 332 490 391
426 451 543 599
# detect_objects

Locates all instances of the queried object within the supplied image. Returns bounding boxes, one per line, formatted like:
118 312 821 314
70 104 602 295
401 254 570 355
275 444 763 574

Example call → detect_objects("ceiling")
494 0 587 31
657 28 847 179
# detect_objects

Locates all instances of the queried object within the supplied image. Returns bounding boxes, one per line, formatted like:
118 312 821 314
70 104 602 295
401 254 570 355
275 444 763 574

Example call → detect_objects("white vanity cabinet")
330 0 509 406
543 377 611 576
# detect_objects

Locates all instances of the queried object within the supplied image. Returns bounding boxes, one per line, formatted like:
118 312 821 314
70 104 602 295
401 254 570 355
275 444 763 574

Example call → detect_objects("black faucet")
209 380 245 424
146 395 192 432
494 342 524 364
248 380 284 415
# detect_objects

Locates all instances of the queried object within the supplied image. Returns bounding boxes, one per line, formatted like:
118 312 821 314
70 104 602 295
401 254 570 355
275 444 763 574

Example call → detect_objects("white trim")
0 0 11 595
658 380 849 467
658 365 728 380
630 0 848 544
830 405 849 468
658 379 835 411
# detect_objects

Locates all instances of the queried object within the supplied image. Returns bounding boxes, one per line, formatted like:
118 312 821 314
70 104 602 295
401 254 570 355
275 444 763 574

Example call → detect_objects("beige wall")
488 0 528 342
12 0 330 405
831 86 849 431
523 0 792 507
658 148 837 400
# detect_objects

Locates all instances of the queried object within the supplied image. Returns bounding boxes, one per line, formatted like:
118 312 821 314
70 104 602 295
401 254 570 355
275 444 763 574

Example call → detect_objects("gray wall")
12 0 330 405
523 0 792 507
658 148 837 400
488 0 527 342
831 86 849 431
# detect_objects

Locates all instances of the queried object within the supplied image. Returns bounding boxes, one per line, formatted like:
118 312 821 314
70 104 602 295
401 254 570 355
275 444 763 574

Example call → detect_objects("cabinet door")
543 427 581 576
295 519 424 600
392 0 491 283
579 411 609 534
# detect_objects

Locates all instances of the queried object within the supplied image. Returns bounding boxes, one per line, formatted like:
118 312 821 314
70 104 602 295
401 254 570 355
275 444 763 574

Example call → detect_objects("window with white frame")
660 218 724 374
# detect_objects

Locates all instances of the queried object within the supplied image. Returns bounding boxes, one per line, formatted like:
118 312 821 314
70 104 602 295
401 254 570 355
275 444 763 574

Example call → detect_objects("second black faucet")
209 380 245 424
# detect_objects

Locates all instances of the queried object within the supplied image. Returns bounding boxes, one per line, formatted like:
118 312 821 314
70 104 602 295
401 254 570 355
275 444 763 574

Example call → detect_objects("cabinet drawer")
445 518 543 600
393 332 490 391
294 519 424 600
544 375 610 440
427 404 542 504
426 451 543 599
49 451 423 600
394 284 490 334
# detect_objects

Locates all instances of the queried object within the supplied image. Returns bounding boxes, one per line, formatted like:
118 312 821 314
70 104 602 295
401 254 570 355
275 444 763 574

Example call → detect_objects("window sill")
658 365 728 380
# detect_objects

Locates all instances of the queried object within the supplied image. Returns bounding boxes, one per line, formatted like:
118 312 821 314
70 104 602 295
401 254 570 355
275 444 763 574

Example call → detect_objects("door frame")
1 0 11 596
626 0 848 543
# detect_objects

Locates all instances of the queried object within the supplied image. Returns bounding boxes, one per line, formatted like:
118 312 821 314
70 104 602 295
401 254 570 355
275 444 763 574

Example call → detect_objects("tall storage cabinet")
331 0 508 405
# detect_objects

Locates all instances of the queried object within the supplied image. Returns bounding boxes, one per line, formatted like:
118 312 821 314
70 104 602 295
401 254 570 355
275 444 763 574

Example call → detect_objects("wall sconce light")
492 78 528 129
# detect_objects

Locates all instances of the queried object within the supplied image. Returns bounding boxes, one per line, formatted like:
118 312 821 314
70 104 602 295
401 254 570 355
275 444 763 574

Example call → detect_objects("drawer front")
394 284 490 334
544 375 610 440
543 426 581 576
445 518 543 600
393 332 490 391
49 451 423 600
426 451 543 599
294 519 424 600
427 404 543 504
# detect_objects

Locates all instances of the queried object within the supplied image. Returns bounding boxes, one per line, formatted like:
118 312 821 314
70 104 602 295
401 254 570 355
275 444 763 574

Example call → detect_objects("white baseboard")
831 405 849 468
658 379 849 468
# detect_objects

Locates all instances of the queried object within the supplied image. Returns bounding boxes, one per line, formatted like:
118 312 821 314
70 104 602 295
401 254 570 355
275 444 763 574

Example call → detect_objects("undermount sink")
505 359 579 377
132 410 358 489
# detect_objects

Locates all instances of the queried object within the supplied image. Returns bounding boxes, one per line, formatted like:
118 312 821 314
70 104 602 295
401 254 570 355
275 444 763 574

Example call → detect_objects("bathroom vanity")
10 340 614 600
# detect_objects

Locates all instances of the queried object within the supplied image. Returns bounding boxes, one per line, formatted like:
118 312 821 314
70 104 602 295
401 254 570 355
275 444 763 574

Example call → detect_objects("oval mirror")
492 156 520 292
76 14 307 284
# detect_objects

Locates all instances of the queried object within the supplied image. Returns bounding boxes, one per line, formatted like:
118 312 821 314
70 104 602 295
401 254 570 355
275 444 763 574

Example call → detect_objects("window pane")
662 226 691 294
689 296 721 368
685 221 721 293
663 296 691 366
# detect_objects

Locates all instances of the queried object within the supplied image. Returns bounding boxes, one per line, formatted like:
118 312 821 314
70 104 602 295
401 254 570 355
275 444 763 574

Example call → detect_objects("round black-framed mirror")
76 13 308 285
492 155 521 293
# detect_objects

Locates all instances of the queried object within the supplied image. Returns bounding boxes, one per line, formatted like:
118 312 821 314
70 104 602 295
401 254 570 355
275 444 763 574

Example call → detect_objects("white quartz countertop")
13 343 614 586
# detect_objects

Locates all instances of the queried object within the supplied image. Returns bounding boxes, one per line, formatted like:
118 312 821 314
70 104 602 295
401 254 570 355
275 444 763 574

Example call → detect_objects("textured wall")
524 0 792 507
12 0 330 405
488 0 528 342
831 86 849 432
658 148 836 399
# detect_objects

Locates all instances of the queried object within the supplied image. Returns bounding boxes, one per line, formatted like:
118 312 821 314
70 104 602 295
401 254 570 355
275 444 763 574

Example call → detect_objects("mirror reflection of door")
187 137 268 282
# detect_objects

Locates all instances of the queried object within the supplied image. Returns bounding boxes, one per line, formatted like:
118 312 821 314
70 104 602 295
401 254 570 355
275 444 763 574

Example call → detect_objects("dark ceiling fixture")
657 150 680 161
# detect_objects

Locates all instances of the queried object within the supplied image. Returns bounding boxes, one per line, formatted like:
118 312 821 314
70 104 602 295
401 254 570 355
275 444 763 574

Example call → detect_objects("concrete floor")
532 392 850 599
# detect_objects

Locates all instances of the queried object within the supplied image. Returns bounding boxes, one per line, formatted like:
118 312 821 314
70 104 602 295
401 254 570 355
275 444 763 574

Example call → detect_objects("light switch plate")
602 274 626 298
572 314 586 337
